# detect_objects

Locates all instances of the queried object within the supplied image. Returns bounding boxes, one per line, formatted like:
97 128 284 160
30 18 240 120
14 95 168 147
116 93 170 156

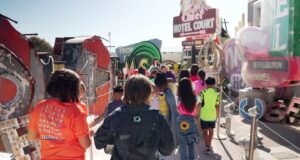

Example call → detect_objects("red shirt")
28 99 89 160
190 75 198 82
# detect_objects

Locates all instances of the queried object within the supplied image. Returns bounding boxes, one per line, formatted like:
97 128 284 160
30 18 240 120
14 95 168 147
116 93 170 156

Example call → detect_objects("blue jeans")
177 115 199 160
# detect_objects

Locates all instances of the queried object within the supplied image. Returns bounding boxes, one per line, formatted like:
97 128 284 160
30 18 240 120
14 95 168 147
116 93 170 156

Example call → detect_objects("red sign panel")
173 9 217 38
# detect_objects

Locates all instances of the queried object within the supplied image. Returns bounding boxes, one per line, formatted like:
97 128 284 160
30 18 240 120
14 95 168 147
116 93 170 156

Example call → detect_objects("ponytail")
197 70 206 86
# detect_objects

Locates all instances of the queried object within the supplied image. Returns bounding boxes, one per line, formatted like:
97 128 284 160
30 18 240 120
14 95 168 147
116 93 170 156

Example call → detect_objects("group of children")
28 63 220 160
98 63 220 159
167 65 219 159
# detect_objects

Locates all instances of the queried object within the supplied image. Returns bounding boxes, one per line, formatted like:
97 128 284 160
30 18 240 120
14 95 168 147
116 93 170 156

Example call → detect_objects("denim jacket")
177 115 199 144
164 88 180 145
94 105 175 160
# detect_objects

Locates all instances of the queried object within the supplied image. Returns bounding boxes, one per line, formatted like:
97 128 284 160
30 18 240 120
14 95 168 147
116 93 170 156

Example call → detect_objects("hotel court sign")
173 0 218 38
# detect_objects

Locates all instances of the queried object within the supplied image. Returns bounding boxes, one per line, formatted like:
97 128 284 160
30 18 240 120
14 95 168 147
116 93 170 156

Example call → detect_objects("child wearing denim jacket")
154 73 179 145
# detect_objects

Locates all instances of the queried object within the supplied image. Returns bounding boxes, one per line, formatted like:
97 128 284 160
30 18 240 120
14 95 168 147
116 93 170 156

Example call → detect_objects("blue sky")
0 0 247 52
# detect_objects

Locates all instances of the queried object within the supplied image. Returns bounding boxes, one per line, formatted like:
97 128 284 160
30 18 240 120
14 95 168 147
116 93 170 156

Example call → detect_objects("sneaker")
209 146 213 152
205 146 212 154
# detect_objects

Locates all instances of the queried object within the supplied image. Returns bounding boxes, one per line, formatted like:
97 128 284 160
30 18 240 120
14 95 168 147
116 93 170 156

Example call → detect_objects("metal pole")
110 57 115 86
180 49 185 70
216 85 222 135
109 32 112 54
0 14 18 23
216 80 226 140
225 116 231 135
86 56 93 160
248 115 257 160
22 33 38 36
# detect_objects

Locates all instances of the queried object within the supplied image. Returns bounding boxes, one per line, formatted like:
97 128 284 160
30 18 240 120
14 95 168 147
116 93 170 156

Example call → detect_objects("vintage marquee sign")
237 0 300 88
222 39 246 92
182 39 205 46
173 0 218 38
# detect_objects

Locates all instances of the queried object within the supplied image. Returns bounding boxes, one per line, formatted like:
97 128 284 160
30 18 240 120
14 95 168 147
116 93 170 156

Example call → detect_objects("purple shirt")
165 71 176 82
105 100 124 117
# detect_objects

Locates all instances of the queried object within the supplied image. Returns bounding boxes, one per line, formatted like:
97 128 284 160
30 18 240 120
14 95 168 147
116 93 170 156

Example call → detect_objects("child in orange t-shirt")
28 69 91 160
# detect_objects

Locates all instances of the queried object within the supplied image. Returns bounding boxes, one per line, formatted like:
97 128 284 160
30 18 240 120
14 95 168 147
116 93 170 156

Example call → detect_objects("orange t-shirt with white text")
28 99 89 160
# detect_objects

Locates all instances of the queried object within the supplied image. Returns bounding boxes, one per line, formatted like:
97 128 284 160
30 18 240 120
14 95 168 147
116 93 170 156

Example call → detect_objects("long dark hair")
154 72 168 90
197 69 206 86
46 69 80 103
190 64 199 76
178 78 196 112
137 65 146 75
178 69 190 82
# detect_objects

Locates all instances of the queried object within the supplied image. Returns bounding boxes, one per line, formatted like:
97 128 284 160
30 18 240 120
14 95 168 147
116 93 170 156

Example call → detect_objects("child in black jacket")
94 75 175 160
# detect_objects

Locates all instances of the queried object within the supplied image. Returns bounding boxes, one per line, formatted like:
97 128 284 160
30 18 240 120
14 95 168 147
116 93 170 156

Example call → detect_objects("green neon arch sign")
127 41 162 69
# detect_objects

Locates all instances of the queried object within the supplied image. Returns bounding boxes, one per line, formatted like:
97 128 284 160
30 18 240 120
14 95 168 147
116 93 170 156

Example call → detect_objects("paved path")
85 99 300 160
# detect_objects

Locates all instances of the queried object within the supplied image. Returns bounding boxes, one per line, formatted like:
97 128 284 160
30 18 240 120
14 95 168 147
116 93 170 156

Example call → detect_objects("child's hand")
89 130 95 137
104 145 114 155
88 120 95 128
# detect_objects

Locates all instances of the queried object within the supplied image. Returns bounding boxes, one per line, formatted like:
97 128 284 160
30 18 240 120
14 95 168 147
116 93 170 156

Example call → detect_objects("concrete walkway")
85 101 300 160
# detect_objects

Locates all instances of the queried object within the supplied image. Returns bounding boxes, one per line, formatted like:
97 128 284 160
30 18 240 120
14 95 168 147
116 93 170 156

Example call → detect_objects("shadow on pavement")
257 120 300 153
218 139 234 160
228 136 239 146
257 145 271 153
